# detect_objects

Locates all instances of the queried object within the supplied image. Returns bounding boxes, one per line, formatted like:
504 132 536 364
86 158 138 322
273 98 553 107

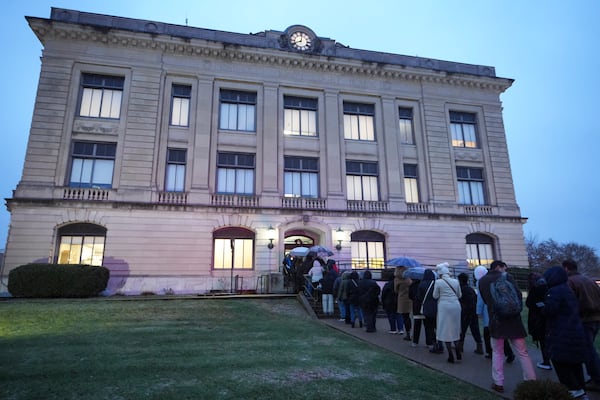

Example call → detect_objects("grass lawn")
0 297 500 400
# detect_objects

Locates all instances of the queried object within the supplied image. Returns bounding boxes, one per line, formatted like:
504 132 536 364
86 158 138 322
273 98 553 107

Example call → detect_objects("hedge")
8 263 110 298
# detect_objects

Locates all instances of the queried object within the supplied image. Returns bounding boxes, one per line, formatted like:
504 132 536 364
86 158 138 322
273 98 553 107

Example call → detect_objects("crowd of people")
288 252 600 400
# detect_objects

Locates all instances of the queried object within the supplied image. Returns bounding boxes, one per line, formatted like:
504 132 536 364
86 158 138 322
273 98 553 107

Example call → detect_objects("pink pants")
491 337 537 385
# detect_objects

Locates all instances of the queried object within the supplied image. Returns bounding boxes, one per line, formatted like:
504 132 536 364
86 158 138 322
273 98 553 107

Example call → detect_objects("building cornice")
27 12 513 93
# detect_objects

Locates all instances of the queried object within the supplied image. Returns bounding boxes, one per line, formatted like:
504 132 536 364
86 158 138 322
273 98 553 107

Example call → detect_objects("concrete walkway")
321 317 599 400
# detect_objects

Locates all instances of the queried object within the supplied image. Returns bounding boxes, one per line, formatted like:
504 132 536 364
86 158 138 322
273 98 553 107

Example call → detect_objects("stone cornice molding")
28 18 513 93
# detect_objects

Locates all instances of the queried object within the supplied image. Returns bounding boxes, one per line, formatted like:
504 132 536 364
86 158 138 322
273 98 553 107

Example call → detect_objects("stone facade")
1 8 527 295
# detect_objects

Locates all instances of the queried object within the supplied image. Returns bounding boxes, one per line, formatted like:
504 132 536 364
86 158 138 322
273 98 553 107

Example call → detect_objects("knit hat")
436 262 450 276
473 265 488 281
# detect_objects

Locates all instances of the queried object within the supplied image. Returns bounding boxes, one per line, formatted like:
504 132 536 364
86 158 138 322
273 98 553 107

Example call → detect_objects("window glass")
284 96 318 136
343 102 375 141
171 84 191 126
213 227 254 269
166 149 186 192
57 223 106 266
79 74 124 119
284 157 319 197
219 90 257 132
399 107 414 144
450 111 478 148
457 167 485 205
70 142 116 188
217 153 255 194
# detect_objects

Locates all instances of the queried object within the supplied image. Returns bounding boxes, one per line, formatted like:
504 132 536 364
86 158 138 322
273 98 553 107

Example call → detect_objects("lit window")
284 96 317 136
466 233 495 268
166 149 186 192
69 142 116 188
457 167 485 205
350 230 385 269
213 227 254 270
217 153 255 195
399 107 414 144
343 102 375 141
450 111 478 148
171 84 191 126
79 74 124 119
57 223 106 266
219 89 256 132
284 156 319 198
346 161 379 201
403 164 419 203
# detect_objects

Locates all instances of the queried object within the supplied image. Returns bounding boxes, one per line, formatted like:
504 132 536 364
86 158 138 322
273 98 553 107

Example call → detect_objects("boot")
474 342 484 355
457 340 464 353
445 342 454 363
455 341 462 361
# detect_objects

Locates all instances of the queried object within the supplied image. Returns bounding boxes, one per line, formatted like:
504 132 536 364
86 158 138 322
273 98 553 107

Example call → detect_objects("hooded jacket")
418 269 437 319
542 266 588 363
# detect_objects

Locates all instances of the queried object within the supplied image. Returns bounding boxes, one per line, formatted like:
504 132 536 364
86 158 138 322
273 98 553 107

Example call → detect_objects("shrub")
513 379 571 400
8 263 110 298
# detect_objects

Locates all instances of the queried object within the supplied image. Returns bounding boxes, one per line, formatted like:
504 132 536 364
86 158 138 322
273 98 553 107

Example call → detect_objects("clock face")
290 31 312 51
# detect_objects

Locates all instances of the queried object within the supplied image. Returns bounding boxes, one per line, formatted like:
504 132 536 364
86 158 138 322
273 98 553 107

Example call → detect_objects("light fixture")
267 225 276 250
335 227 343 251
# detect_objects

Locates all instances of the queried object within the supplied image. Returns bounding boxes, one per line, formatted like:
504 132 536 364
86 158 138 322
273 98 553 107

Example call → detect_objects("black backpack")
490 272 523 319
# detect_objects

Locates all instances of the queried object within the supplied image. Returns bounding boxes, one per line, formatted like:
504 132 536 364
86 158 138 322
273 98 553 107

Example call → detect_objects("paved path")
321 317 599 399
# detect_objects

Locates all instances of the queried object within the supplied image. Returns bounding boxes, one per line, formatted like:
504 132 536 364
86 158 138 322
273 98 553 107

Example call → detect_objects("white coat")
433 275 462 342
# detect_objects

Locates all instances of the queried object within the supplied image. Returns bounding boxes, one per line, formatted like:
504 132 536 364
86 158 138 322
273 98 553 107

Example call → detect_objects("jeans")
322 294 334 315
338 300 347 320
583 320 600 383
349 304 364 324
491 337 536 386
460 311 482 344
386 311 398 331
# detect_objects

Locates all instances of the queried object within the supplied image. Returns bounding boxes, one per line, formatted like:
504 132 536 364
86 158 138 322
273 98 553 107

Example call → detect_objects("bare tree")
526 236 600 276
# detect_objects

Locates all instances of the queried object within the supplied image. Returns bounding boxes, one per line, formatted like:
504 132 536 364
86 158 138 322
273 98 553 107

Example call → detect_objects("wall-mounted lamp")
267 225 276 250
335 227 343 251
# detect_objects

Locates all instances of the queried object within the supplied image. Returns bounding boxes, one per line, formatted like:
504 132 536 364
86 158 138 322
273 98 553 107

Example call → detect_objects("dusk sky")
1 0 598 254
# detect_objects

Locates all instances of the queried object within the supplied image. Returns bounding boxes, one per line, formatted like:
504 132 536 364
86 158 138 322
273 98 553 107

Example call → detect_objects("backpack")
490 272 522 319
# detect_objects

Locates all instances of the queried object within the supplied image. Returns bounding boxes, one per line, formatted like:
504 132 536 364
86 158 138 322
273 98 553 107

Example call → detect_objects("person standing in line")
408 277 424 347
458 272 484 355
433 262 462 363
347 271 364 328
357 270 381 333
381 269 399 333
320 267 338 316
563 259 600 392
525 272 551 370
420 268 442 354
479 260 536 393
543 266 589 399
333 271 347 321
394 266 413 340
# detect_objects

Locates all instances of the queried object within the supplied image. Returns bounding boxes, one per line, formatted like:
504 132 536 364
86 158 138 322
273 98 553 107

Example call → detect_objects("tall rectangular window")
403 164 419 203
213 238 254 269
170 84 191 126
457 167 485 205
79 74 124 119
69 142 116 188
343 102 375 141
284 156 319 198
165 149 186 192
284 96 317 136
450 111 478 148
219 89 256 132
346 161 379 201
217 153 255 195
399 107 414 144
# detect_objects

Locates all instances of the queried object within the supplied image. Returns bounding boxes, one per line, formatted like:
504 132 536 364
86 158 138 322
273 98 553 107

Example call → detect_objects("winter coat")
381 280 397 313
479 268 527 339
433 275 462 342
566 271 600 323
543 266 588 363
459 284 477 316
321 269 338 295
338 272 351 302
408 279 422 316
394 268 413 314
525 274 547 342
357 271 381 312
418 269 437 319
347 271 360 306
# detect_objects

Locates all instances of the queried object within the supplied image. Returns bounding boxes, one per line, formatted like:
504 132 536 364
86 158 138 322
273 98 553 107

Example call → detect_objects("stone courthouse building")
1 7 528 295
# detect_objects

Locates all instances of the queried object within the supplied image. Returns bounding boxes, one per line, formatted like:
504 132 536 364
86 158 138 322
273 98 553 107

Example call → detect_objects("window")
343 102 375 141
346 161 379 201
170 84 191 126
399 107 414 144
79 73 124 119
213 227 254 270
57 223 106 266
403 164 419 203
284 156 319 198
457 167 485 205
466 233 494 268
217 153 255 195
165 149 186 192
284 96 317 136
219 89 256 131
450 111 477 148
69 142 116 188
350 230 385 269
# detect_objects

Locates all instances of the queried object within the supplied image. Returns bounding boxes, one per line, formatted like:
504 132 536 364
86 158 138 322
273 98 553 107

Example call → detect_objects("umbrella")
289 246 310 257
308 245 334 258
385 256 423 269
403 267 426 280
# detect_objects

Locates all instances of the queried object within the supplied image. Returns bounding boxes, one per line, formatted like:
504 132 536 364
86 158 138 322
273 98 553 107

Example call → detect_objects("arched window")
213 227 254 270
466 233 495 268
57 223 106 266
350 230 385 269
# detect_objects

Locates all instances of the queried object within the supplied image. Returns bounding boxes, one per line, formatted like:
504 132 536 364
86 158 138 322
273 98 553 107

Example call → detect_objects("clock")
289 31 312 51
